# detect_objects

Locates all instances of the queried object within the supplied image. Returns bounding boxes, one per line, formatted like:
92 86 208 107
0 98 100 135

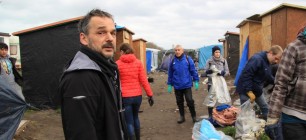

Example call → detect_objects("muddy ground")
14 71 236 140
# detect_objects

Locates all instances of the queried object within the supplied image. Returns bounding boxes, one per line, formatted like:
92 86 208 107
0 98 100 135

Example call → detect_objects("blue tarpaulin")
198 44 223 70
0 76 28 140
146 50 152 73
234 37 249 86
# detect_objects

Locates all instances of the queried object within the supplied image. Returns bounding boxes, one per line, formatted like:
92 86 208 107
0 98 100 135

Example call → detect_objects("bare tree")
146 42 164 50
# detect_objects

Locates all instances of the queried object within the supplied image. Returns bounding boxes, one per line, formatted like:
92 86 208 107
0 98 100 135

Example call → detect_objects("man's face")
268 52 282 64
0 48 8 58
174 47 184 57
80 16 116 58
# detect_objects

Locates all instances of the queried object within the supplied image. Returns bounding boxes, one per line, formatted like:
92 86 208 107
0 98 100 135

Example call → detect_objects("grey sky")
1 0 305 49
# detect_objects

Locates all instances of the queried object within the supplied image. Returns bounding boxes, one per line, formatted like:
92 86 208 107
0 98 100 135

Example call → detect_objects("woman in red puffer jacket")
116 43 154 140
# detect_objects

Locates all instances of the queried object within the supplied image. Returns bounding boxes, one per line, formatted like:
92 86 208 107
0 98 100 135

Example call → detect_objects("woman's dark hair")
119 43 134 54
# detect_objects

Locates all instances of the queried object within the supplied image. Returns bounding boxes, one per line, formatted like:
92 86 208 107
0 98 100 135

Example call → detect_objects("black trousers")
282 123 306 140
174 88 196 117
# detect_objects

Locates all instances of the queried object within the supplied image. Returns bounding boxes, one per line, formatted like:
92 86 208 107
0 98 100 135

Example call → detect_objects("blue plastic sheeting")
146 50 152 73
234 37 249 86
0 76 28 140
198 44 223 70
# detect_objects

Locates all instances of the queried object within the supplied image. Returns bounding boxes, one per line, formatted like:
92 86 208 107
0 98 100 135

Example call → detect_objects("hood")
119 54 137 63
297 26 306 44
65 51 101 72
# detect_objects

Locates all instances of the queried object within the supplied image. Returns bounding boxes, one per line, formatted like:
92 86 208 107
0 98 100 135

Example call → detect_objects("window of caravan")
10 45 17 55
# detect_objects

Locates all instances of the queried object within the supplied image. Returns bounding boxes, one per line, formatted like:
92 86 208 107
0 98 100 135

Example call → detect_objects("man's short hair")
78 9 114 35
119 43 134 54
0 42 8 50
269 45 283 55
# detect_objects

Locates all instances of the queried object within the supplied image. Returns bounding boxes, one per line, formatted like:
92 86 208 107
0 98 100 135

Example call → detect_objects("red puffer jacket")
116 54 153 97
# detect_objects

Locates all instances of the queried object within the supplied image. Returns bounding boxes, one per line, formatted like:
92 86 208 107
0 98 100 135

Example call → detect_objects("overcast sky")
1 0 306 49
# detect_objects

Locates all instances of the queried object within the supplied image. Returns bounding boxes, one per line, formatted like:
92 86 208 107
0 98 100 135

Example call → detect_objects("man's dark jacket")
59 50 128 140
236 51 274 97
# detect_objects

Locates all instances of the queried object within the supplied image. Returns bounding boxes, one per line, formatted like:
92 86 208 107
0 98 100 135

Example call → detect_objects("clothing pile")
212 104 239 126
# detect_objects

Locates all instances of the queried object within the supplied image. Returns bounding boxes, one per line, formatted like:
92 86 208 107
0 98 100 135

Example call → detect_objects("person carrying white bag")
202 46 231 119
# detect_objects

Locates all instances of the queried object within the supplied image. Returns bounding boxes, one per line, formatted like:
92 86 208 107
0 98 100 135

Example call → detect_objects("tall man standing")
167 45 199 123
59 9 128 140
236 45 283 121
266 26 306 139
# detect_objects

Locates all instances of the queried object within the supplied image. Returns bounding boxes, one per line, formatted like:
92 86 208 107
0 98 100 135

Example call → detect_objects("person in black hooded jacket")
58 9 128 140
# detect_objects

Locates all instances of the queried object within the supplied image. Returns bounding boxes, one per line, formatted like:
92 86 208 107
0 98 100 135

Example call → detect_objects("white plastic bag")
204 74 231 107
235 100 263 139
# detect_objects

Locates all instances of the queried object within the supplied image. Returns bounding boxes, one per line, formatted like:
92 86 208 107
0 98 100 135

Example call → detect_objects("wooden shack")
260 3 306 51
219 31 240 76
237 3 306 58
133 38 147 73
236 14 262 58
12 17 136 107
114 27 134 61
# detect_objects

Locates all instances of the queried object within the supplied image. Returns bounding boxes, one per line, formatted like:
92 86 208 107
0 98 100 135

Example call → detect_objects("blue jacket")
236 51 274 97
167 54 199 90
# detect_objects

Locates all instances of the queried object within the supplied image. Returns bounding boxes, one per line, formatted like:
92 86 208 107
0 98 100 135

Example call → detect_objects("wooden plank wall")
261 15 272 51
133 39 147 73
286 8 306 47
271 8 287 50
239 23 249 59
249 22 262 58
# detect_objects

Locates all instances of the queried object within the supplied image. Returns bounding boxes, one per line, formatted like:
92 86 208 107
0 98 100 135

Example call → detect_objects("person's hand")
266 117 279 126
194 82 199 90
217 70 225 76
167 85 172 94
247 91 256 103
148 96 154 106
206 70 213 74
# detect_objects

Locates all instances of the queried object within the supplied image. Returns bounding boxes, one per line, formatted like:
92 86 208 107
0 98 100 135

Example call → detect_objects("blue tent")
234 37 249 86
198 44 223 70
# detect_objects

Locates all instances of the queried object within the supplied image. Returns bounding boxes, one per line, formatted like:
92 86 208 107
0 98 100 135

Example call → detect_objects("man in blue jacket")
167 45 199 123
236 45 283 120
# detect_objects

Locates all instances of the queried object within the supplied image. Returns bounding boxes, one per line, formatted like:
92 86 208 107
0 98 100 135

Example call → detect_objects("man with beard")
59 9 128 140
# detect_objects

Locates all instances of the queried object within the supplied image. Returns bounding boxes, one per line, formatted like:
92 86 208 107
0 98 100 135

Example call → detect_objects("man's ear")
80 33 88 46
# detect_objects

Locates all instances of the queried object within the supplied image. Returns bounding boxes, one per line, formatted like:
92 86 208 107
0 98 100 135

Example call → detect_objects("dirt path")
15 72 235 140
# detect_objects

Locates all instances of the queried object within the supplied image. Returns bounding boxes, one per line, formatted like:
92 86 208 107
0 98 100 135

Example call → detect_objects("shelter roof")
236 14 261 28
260 3 306 17
0 32 11 37
13 16 83 36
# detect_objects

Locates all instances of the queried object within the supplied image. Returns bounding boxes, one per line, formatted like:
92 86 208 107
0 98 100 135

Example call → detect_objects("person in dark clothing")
58 9 128 140
167 45 199 124
0 42 24 100
236 45 283 121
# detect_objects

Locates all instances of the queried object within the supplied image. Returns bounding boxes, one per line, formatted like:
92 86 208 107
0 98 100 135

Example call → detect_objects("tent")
146 48 160 73
234 37 249 86
158 49 196 72
198 44 223 70
0 76 29 140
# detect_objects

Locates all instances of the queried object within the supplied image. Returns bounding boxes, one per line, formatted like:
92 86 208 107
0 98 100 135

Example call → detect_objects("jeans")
123 95 142 137
239 93 268 120
282 123 306 140
265 120 283 140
